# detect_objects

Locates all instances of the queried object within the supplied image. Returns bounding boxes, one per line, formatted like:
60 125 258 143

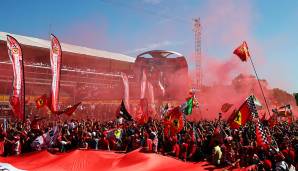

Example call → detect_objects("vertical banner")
50 34 62 112
7 35 25 121
140 69 147 99
121 73 130 112
147 81 156 115
158 72 165 96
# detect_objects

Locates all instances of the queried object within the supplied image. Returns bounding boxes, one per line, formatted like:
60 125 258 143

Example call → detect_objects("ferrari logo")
12 47 19 55
37 99 44 106
173 119 179 127
234 111 242 125
52 45 59 55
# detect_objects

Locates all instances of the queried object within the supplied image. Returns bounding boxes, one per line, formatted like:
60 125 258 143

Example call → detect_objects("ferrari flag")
50 34 62 112
233 41 250 62
53 102 81 116
228 96 257 129
35 94 48 109
7 35 25 121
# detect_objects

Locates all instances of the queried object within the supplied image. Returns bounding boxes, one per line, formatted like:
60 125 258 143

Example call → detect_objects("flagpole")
248 56 271 117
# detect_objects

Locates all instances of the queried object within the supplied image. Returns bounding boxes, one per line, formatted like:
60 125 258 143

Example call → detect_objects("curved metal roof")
137 50 184 58
0 31 135 63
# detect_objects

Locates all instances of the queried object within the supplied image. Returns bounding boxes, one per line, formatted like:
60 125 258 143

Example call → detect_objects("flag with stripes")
7 35 25 121
49 34 62 112
255 119 271 149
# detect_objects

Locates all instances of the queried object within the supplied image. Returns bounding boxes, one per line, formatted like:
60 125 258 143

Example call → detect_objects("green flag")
294 93 298 106
185 98 193 115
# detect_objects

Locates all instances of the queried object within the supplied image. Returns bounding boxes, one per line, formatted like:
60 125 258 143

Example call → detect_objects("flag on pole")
181 98 193 116
116 100 133 121
227 96 257 129
7 35 25 121
53 102 81 116
255 119 271 149
164 106 184 136
50 34 62 112
272 104 292 117
233 41 250 62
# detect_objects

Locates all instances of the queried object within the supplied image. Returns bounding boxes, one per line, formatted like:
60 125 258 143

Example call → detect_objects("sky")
1 0 298 93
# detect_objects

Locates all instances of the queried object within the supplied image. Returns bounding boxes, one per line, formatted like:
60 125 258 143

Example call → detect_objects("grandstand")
0 32 189 120
0 32 137 119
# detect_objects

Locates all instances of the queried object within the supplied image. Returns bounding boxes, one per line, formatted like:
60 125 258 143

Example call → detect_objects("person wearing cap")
263 159 272 171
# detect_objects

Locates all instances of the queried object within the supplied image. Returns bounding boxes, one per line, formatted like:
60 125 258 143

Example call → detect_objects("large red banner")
7 35 25 121
0 150 227 171
49 34 62 112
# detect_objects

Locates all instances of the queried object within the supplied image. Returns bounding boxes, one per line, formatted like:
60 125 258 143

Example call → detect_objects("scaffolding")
193 18 202 91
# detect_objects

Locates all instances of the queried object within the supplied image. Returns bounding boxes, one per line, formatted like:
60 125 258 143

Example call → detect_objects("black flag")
117 100 133 121
294 93 298 106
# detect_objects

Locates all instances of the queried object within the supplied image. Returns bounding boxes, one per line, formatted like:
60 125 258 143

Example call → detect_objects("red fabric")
255 121 269 149
268 115 277 128
0 141 4 155
54 102 81 116
263 159 272 169
221 103 233 113
7 35 25 121
172 144 180 158
181 143 189 160
135 99 149 125
0 150 227 171
233 41 250 62
146 139 153 152
228 100 251 129
49 34 62 112
164 106 184 135
35 94 48 109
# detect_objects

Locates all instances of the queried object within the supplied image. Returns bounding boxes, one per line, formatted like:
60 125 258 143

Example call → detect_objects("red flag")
164 106 184 136
233 41 250 62
227 98 252 129
260 113 266 122
7 35 25 121
54 102 81 116
35 94 48 109
221 103 233 113
50 34 62 112
268 115 277 128
255 119 271 149
136 99 149 125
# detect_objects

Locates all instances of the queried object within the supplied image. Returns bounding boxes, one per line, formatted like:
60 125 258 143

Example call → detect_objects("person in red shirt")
181 142 189 161
0 137 4 156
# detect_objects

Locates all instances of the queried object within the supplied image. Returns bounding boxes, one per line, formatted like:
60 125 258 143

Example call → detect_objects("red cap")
263 159 272 169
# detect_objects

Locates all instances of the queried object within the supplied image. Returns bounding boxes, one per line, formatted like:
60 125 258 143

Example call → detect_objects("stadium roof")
0 31 135 63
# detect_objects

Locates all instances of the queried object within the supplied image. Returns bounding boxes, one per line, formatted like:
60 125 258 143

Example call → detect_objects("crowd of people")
0 114 297 171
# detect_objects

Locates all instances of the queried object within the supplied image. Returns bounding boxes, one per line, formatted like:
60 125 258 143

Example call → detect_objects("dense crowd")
0 115 297 171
